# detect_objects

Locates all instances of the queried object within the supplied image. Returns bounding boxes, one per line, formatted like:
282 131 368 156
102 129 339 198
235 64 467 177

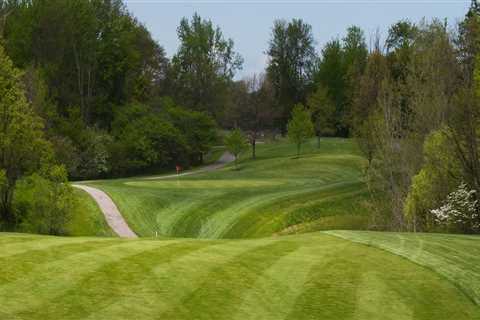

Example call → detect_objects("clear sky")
125 0 471 79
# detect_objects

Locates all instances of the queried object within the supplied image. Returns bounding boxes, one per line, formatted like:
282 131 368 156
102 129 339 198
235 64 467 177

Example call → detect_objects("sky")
125 0 471 79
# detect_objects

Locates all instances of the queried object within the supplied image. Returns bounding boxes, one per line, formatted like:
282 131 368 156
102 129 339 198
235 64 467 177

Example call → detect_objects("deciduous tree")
0 45 50 228
287 104 314 157
168 13 243 120
224 129 248 168
307 85 335 148
267 19 316 133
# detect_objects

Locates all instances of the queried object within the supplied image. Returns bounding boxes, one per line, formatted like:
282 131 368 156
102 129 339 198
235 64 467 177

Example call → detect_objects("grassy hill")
67 188 115 237
1 231 479 320
86 138 371 238
3 138 480 319
328 231 480 305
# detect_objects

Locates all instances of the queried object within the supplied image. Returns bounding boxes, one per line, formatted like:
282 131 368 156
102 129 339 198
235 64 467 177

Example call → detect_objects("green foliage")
386 20 418 81
314 26 367 137
110 103 188 175
266 19 316 131
168 13 242 119
404 129 462 231
287 104 314 156
3 0 167 128
307 85 336 146
14 165 75 235
224 129 248 168
343 26 368 77
0 44 51 228
77 129 113 179
164 101 217 164
351 50 387 167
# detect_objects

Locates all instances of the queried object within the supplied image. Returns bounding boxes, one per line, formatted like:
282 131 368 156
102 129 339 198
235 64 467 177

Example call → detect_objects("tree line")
1 0 480 235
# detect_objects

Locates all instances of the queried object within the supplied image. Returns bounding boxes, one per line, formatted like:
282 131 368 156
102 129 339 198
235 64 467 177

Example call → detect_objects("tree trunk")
252 139 256 159
0 185 15 230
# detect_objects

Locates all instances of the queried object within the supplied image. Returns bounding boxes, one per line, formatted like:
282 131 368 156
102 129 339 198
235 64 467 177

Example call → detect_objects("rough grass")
66 189 115 237
88 138 370 238
327 230 480 305
1 231 479 320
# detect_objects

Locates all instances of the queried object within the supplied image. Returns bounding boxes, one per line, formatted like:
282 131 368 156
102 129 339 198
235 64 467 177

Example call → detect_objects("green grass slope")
66 189 115 237
88 138 370 238
1 232 479 320
327 230 480 305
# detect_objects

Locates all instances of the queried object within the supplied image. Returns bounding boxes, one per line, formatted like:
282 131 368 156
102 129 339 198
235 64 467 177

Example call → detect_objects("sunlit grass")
88 138 369 238
0 231 478 319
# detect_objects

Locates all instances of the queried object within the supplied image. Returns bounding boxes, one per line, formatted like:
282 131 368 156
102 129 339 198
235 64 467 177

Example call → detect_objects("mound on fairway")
87 138 370 238
1 231 479 320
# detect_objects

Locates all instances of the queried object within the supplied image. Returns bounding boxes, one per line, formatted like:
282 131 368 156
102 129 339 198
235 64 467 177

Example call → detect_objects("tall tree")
231 74 275 159
342 26 368 135
351 37 388 167
0 45 50 228
168 13 243 120
314 39 346 136
457 0 480 82
385 20 418 82
266 19 316 133
307 85 335 148
3 0 167 128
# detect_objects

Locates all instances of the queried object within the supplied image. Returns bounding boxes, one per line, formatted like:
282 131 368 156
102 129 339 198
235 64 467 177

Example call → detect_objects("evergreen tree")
315 40 346 136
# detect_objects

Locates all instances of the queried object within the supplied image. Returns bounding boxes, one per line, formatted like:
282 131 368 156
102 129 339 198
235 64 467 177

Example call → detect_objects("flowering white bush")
431 183 480 232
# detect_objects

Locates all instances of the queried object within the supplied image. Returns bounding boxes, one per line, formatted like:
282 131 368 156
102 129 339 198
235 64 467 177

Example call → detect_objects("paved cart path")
72 184 138 238
73 152 234 238
143 151 235 180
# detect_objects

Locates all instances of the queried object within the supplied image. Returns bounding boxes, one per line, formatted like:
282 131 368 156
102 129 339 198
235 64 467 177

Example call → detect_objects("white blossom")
430 183 480 232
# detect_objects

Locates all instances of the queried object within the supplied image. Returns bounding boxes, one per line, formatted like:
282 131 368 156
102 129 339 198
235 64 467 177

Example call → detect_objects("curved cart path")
73 152 234 238
72 184 138 238
143 151 235 180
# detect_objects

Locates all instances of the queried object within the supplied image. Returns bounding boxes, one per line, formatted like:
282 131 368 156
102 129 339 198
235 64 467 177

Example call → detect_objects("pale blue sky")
125 0 471 78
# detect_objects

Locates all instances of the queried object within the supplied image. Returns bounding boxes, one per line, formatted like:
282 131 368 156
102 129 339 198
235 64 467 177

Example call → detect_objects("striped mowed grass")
1 231 479 320
3 138 480 319
85 138 371 238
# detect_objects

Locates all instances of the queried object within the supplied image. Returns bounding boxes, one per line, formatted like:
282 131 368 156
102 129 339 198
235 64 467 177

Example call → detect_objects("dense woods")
0 0 480 235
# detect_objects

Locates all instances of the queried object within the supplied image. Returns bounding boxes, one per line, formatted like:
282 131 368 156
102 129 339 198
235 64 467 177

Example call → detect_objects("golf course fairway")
1 232 479 320
2 138 480 319
85 138 370 238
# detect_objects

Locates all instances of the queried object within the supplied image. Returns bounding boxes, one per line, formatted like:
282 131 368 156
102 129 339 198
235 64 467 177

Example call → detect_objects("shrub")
431 183 480 233
287 104 314 157
110 103 189 175
224 129 248 168
14 165 75 235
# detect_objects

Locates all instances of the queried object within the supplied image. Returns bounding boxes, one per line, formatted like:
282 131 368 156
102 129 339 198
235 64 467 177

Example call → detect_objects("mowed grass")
87 138 370 238
327 230 480 305
1 231 479 320
66 189 115 237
